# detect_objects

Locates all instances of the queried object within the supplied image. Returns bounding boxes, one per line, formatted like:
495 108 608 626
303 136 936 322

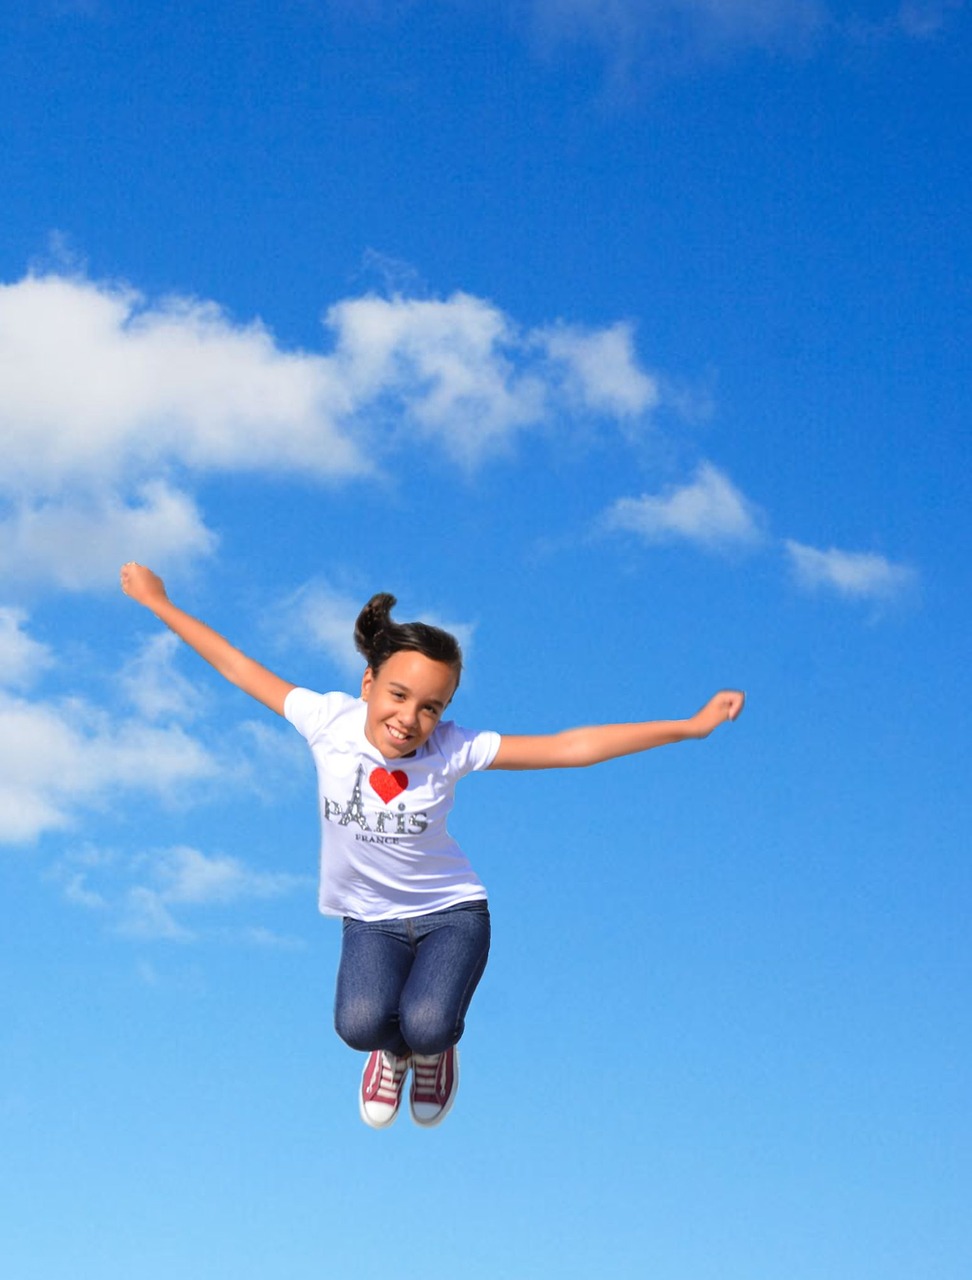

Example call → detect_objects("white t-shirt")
284 688 501 921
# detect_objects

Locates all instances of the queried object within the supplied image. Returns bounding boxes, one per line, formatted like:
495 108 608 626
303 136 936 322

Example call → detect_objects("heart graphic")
369 768 409 804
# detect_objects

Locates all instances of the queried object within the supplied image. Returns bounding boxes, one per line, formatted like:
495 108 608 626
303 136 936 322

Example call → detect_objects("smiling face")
360 648 459 759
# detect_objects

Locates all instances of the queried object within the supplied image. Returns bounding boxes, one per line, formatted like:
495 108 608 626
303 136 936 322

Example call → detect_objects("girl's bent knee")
400 1006 460 1057
334 999 395 1052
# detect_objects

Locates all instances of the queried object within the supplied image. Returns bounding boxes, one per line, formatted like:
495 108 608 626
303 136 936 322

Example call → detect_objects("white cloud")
116 886 194 942
0 272 365 493
603 461 763 549
234 925 307 950
283 579 372 677
43 843 115 909
784 540 917 600
50 842 311 942
151 844 306 905
119 630 206 723
0 612 308 849
537 321 659 420
0 481 216 591
326 292 549 463
0 607 53 690
1 271 660 494
60 870 109 910
0 689 221 844
0 270 664 589
233 717 314 802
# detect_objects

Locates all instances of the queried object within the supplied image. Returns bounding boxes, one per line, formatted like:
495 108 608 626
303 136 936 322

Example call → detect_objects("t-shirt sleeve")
437 720 501 777
283 687 349 745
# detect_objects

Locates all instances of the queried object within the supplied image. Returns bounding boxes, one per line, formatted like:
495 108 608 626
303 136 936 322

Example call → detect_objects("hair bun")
354 593 397 662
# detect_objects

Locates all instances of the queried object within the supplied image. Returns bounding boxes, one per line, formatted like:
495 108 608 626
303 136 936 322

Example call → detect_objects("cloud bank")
1 265 915 609
0 270 660 589
0 256 918 860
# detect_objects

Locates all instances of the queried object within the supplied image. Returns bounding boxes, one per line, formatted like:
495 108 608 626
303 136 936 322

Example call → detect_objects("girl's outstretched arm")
119 562 295 716
489 690 745 771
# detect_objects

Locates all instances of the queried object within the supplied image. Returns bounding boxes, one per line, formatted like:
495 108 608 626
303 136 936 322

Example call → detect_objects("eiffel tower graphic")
339 763 370 830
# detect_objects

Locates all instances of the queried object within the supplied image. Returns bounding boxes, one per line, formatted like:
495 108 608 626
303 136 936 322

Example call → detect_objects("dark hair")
354 593 463 687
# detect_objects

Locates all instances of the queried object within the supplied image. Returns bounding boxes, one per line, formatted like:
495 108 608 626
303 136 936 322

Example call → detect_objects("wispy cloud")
282 579 373 677
119 630 207 723
152 844 305 905
784 539 917 600
517 0 966 86
849 0 965 40
117 885 194 942
0 611 309 849
0 607 54 690
49 842 312 942
535 320 659 420
602 461 764 550
0 481 216 592
896 0 957 34
525 0 828 77
0 688 221 844
0 615 222 844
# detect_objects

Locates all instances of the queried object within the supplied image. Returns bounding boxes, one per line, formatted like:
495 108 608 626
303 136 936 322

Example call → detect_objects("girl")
120 562 744 1130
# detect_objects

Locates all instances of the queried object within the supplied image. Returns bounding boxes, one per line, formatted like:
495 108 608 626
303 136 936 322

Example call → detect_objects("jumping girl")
120 562 744 1129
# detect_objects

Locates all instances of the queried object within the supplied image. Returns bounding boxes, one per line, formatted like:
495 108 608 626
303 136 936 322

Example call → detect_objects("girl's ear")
360 667 375 701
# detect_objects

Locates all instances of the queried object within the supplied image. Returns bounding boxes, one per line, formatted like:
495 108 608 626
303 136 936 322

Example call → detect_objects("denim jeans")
334 900 491 1059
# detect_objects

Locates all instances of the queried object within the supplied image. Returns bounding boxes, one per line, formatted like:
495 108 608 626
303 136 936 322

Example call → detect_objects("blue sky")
1 2 970 1277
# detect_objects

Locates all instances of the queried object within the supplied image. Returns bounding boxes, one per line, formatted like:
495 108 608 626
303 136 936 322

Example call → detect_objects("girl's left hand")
691 690 746 738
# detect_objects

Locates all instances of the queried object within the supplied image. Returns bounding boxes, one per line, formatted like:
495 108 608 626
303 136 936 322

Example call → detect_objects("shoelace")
411 1053 446 1103
369 1052 409 1102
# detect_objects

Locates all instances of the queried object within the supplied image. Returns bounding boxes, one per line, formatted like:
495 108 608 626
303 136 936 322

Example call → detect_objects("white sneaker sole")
359 1055 410 1129
410 1048 460 1128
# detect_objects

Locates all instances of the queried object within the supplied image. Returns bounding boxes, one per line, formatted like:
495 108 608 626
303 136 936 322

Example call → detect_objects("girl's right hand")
120 562 168 609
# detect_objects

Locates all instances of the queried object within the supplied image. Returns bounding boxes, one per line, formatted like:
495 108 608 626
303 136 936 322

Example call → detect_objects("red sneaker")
409 1047 460 1127
359 1050 410 1129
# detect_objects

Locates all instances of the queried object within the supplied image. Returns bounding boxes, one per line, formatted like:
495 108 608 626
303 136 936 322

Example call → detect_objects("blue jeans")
334 900 491 1059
